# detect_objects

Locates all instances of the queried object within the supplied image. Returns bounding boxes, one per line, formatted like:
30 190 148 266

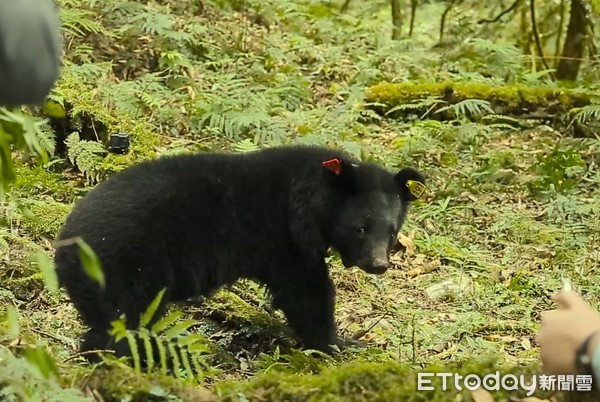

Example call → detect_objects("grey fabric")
0 0 61 106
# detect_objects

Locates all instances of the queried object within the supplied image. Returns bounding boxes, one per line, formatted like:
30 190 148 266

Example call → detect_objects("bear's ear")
395 167 426 201
322 158 359 191
322 158 343 176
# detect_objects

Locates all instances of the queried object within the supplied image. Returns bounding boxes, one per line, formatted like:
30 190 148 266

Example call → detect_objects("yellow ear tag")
406 180 426 199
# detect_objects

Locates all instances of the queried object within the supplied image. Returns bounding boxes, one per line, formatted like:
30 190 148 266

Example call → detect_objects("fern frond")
64 133 106 183
59 9 108 38
481 114 521 125
234 139 261 153
34 122 57 157
466 38 522 61
437 99 494 120
572 104 600 124
487 123 520 131
384 98 446 119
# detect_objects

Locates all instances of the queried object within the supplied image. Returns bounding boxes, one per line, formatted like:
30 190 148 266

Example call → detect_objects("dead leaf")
431 342 458 358
471 387 494 402
358 332 377 342
406 257 441 278
501 268 515 285
431 343 446 353
397 233 415 255
484 335 519 343
521 337 532 351
424 275 473 300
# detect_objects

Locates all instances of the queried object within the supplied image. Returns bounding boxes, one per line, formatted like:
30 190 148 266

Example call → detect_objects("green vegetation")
2 0 600 400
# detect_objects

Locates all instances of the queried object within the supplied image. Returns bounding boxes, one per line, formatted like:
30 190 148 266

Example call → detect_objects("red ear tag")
322 158 342 175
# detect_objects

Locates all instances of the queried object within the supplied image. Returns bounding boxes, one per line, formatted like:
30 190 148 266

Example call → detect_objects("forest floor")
1 0 600 401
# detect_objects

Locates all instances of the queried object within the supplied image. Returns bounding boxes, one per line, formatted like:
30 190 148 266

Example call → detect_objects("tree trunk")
340 0 351 12
409 0 418 37
555 0 592 81
391 0 402 40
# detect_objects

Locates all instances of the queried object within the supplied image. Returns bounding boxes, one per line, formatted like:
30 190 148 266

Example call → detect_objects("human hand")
537 291 600 375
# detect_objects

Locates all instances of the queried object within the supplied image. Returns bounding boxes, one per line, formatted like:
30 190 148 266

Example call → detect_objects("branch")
439 0 456 42
340 0 351 12
477 0 523 24
554 0 566 68
530 0 555 80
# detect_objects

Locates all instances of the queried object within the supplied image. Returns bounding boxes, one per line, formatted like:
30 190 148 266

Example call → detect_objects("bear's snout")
359 258 389 275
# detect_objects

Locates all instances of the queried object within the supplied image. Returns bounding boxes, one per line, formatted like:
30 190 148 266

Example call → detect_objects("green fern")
0 347 89 402
572 104 600 125
35 122 57 157
0 109 54 195
128 11 174 36
414 120 455 139
0 228 8 253
436 99 494 120
234 139 261 153
59 8 107 39
109 290 209 382
466 38 522 61
64 132 106 183
481 114 521 130
383 98 446 119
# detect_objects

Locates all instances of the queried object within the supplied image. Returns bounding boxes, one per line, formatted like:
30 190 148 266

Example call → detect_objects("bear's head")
324 158 425 275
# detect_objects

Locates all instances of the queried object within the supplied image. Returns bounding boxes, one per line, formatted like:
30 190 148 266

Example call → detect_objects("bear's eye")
357 227 366 234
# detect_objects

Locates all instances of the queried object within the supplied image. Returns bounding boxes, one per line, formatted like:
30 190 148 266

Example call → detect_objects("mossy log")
216 359 595 402
365 81 593 125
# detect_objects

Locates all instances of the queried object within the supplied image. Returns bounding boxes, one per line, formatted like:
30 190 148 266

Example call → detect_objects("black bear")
54 145 425 356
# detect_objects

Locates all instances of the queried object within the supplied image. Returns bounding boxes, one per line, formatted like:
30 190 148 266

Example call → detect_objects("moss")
13 161 76 202
18 200 72 239
0 235 47 297
365 81 592 118
206 287 280 329
215 359 579 401
101 118 161 176
4 273 46 300
68 363 218 402
49 67 163 181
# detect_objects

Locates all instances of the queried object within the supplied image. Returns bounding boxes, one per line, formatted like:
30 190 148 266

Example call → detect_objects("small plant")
257 346 330 375
109 289 210 382
572 103 600 125
64 132 106 184
435 99 494 121
0 108 55 195
527 142 586 196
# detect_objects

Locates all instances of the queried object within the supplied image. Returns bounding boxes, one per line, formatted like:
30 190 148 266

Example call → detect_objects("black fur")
54 145 425 356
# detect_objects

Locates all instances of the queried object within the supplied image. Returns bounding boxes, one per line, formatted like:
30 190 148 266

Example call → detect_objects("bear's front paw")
334 334 366 351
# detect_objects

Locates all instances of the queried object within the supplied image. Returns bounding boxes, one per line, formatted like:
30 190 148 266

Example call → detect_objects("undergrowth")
1 0 600 400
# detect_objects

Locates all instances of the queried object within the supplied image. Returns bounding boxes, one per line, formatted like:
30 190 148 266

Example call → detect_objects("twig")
31 328 74 345
63 349 115 363
530 0 555 80
411 314 417 363
477 0 522 24
351 312 390 339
